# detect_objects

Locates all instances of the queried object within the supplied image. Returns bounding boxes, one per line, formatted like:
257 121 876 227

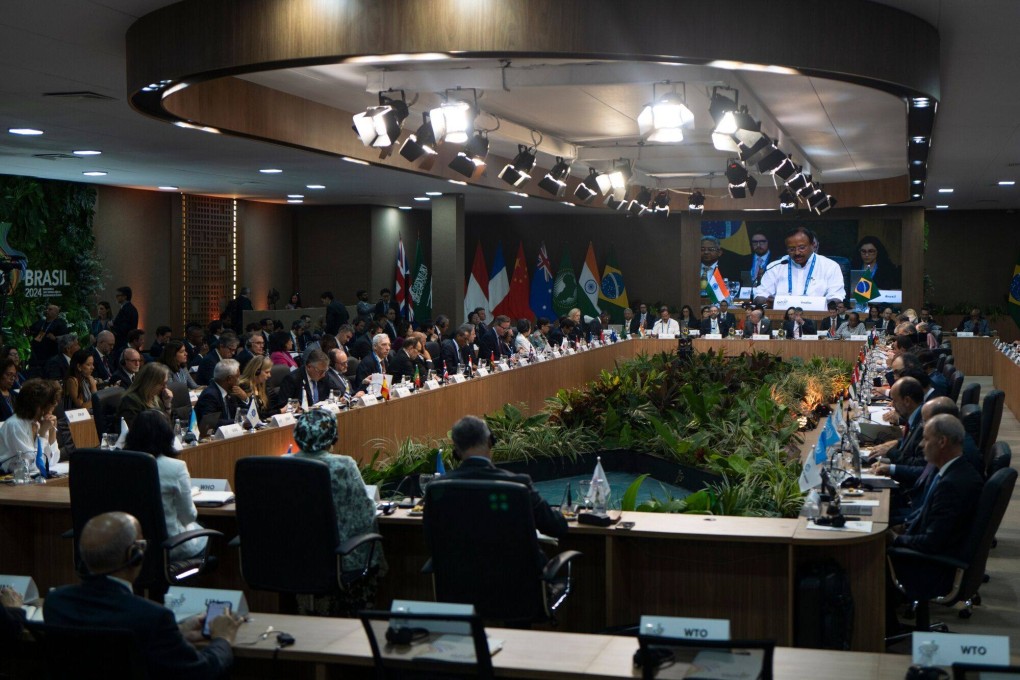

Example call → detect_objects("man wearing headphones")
44 511 241 679
446 416 568 540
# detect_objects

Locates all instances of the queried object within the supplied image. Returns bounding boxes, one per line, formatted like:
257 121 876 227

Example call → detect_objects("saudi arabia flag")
577 242 601 320
552 252 579 318
598 253 629 323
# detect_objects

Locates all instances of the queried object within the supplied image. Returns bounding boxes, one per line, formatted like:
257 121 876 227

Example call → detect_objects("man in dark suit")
742 309 772 338
184 324 205 367
866 377 925 466
321 291 350 336
234 331 265 372
28 303 68 373
109 348 143 388
44 511 240 679
148 326 173 361
351 321 384 360
196 332 239 386
43 333 79 381
375 288 401 318
887 415 984 607
228 287 254 332
112 286 139 351
325 349 360 400
272 349 329 411
440 324 474 375
478 315 512 361
355 334 392 388
782 308 817 338
445 416 567 542
387 336 423 383
917 350 950 399
740 232 773 285
630 303 654 335
717 301 737 331
818 301 843 337
195 358 245 430
699 305 731 336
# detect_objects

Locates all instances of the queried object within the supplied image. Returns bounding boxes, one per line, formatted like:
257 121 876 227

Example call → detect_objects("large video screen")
699 219 903 306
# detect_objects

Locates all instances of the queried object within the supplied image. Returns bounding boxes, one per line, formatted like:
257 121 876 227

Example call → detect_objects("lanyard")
787 254 816 295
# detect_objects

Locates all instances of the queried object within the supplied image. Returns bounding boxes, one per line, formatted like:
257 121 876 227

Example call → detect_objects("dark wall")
293 205 373 305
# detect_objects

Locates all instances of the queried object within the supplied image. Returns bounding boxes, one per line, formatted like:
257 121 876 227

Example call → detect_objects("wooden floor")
925 375 1020 638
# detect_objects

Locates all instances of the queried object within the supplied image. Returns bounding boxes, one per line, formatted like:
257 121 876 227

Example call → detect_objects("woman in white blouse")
0 378 61 474
835 312 868 339
514 318 535 356
124 409 207 559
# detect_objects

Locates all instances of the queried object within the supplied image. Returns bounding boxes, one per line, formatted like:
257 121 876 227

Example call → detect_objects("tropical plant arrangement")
360 349 851 519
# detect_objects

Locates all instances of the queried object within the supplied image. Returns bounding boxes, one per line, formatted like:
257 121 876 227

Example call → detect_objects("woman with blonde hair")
239 354 277 419
116 362 173 429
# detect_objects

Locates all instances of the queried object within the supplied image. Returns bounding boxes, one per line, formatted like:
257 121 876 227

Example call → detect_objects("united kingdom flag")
394 238 410 319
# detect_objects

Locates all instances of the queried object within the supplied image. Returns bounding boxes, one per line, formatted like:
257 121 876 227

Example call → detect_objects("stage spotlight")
734 130 771 164
725 161 757 199
809 190 836 214
498 144 538 187
757 146 794 178
448 132 489 178
779 190 797 214
352 91 409 148
606 195 628 210
399 112 440 163
688 191 705 215
538 157 571 197
637 83 694 143
574 168 602 203
628 187 653 216
430 94 474 144
605 160 631 192
653 191 671 216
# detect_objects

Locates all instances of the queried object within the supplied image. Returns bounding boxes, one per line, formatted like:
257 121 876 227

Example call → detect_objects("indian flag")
706 268 730 303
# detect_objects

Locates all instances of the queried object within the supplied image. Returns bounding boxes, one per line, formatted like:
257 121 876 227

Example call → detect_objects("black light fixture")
538 157 571 197
628 187 652 216
448 132 489 178
808 187 836 214
574 168 603 203
653 191 671 216
734 130 771 164
757 145 795 179
725 161 757 199
399 112 440 163
606 194 628 210
498 144 538 187
708 87 760 153
779 189 797 214
688 190 705 215
352 91 409 148
637 82 694 143
787 170 813 197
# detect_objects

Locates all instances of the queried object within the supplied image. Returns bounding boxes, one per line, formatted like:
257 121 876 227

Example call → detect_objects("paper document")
414 634 504 662
804 520 874 534
192 490 236 507
686 649 765 679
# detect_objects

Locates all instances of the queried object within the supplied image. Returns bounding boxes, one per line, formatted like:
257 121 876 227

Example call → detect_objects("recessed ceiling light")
742 208 775 212
509 205 523 210
935 205 949 209
82 171 107 176
173 121 221 134
8 128 43 136
306 184 326 189
938 188 953 193
911 180 922 185
425 191 443 196
157 186 178 191
72 149 101 156
911 160 923 166
911 136 927 144
341 157 369 166
860 203 888 207
287 199 303 204
398 206 412 210
912 193 921 198
413 196 430 202
287 194 304 199
448 179 467 186
259 168 283 174
561 201 575 207
999 181 1015 186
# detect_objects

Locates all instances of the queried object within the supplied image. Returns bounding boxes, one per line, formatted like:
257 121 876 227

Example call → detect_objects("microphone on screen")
394 475 416 508
764 257 789 271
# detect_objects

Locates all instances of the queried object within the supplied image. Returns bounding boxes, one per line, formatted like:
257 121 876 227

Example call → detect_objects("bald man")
45 512 240 679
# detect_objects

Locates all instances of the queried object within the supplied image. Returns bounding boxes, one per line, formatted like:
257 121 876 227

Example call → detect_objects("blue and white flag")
35 436 48 479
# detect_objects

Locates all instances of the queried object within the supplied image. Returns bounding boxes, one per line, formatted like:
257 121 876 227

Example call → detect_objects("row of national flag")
394 237 433 323
463 241 630 323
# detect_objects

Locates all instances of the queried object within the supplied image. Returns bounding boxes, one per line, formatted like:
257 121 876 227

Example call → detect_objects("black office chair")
948 370 965 403
23 622 147 680
941 360 956 381
953 663 1020 679
988 441 1012 477
346 356 361 380
935 353 948 372
232 457 382 601
68 449 222 597
167 381 194 423
887 467 1017 639
267 364 291 393
961 404 982 451
90 386 125 438
978 390 1005 470
422 478 581 627
959 383 981 407
359 610 494 680
635 636 775 680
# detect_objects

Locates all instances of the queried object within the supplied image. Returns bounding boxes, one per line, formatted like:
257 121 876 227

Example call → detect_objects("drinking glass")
578 480 594 510
330 389 341 403
286 398 299 413
102 433 118 449
418 473 436 499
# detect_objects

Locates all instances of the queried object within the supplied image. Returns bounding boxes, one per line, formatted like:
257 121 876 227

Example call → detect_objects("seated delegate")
0 378 61 474
116 362 174 430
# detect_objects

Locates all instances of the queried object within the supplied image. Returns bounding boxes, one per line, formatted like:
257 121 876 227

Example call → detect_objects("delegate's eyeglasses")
786 245 812 254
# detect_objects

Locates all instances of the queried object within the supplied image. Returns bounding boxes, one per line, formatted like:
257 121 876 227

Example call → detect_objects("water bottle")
174 418 183 440
13 450 32 485
804 489 821 519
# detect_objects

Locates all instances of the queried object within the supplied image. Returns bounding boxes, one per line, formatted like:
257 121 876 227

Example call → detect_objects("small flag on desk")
380 376 390 401
188 409 199 438
413 365 421 389
435 450 446 475
35 436 48 479
246 397 261 428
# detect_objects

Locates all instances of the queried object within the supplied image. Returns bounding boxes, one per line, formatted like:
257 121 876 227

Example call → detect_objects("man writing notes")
754 227 845 306
651 306 680 336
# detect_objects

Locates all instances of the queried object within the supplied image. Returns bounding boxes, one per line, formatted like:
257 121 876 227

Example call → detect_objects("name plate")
518 358 529 366
391 599 475 635
358 394 380 407
912 632 1009 667
165 586 249 623
364 484 381 502
0 575 39 603
191 478 231 492
773 294 827 311
65 408 91 423
658 333 677 340
752 334 771 341
640 615 730 641
534 353 547 362
565 348 575 355
687 329 700 336
268 412 296 428
475 367 490 377
447 373 466 384
496 360 510 371
214 423 245 440
424 379 441 390
391 386 413 399
703 333 723 340
850 335 869 341
799 334 819 341
957 331 975 338
315 402 341 414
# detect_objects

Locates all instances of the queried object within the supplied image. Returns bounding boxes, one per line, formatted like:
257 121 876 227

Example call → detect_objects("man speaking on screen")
754 226 845 307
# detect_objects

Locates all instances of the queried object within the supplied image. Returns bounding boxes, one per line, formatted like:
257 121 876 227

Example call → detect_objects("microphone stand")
813 468 846 527
753 258 789 308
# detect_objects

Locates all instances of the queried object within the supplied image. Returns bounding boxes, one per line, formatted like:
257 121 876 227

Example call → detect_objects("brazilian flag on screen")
1009 254 1020 329
852 269 880 306
598 253 629 324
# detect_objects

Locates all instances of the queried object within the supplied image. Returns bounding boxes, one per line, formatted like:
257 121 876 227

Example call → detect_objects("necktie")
102 355 110 375
829 320 836 337
310 379 318 403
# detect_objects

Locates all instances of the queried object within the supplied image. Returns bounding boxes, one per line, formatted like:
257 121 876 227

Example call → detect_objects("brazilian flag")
853 269 880 306
598 253 630 323
1009 255 1020 329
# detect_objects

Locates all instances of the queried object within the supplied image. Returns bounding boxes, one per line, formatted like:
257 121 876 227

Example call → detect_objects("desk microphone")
764 257 789 271
394 476 416 508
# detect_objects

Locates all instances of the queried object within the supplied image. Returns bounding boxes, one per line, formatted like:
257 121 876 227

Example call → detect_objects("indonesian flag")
463 242 489 321
394 238 410 319
706 267 730 304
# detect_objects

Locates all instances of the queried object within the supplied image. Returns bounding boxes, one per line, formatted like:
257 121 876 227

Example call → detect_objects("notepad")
805 520 874 533
192 490 235 507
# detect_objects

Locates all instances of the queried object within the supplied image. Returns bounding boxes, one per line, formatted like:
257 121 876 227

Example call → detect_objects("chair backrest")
359 610 494 680
948 370 965 403
423 478 546 623
69 449 169 591
425 341 441 363
953 663 1020 680
345 356 360 380
636 636 775 680
954 467 1017 604
942 361 956 380
959 383 981 407
979 389 1005 464
167 381 194 423
989 441 1012 477
24 621 147 679
267 364 291 392
90 386 125 438
935 354 948 372
961 404 982 448
233 456 343 594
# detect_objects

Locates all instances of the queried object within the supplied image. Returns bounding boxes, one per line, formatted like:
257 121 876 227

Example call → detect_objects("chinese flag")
497 242 532 320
